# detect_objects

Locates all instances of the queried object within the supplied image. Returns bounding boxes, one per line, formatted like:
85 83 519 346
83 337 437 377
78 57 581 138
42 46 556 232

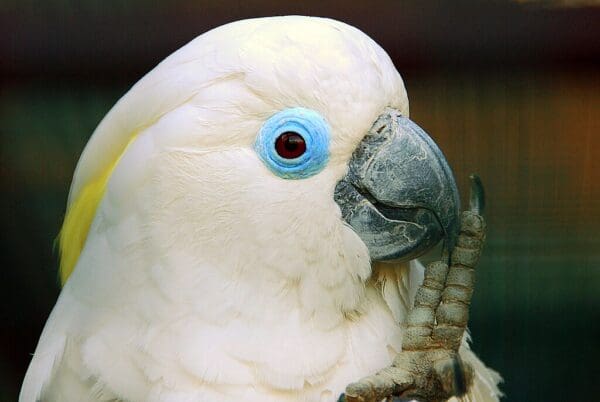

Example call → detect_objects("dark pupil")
275 132 306 159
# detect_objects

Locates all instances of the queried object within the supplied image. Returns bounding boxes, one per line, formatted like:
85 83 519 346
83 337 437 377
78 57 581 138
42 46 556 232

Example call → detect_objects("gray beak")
334 108 460 262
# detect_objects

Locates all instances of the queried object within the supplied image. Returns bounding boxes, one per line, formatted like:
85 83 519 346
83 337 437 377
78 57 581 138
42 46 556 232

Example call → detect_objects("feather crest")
58 136 135 284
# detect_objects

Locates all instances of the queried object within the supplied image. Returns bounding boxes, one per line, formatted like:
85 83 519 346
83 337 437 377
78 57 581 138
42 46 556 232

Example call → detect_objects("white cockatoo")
21 16 501 402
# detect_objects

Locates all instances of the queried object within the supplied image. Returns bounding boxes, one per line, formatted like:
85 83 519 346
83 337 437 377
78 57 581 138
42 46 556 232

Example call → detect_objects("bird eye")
255 107 330 179
275 132 306 159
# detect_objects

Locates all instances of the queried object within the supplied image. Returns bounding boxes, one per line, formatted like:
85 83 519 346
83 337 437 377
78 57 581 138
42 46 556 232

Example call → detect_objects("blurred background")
1 1 598 400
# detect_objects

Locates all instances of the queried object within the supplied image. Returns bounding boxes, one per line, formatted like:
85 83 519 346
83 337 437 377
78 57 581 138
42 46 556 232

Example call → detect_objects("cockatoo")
20 16 501 402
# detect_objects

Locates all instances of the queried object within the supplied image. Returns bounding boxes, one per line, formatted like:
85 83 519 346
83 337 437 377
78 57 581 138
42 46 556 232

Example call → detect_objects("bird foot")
340 176 486 402
343 350 474 402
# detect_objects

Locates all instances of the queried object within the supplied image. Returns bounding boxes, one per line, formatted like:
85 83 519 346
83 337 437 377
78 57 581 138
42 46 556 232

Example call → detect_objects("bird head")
59 17 459 307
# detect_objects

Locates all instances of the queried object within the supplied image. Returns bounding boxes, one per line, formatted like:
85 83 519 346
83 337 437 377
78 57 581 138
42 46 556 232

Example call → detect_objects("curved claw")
433 355 473 398
468 174 485 215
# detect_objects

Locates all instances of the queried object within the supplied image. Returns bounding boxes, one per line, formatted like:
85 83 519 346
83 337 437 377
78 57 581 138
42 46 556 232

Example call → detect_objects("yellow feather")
58 137 135 285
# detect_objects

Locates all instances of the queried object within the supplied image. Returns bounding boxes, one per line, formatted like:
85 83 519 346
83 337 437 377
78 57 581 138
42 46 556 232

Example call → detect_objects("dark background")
1 1 599 400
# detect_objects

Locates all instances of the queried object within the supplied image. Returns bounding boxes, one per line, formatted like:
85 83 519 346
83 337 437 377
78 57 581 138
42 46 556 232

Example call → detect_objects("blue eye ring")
255 107 330 179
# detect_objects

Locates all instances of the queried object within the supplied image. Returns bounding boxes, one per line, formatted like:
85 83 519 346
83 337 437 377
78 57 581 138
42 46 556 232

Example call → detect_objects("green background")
1 1 598 400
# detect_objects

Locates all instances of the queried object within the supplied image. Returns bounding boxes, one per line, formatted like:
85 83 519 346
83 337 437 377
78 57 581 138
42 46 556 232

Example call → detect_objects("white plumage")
21 16 500 402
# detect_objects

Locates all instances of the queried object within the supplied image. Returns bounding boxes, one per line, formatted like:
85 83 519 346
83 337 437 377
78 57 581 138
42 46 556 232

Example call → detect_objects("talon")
434 355 474 398
468 174 485 215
